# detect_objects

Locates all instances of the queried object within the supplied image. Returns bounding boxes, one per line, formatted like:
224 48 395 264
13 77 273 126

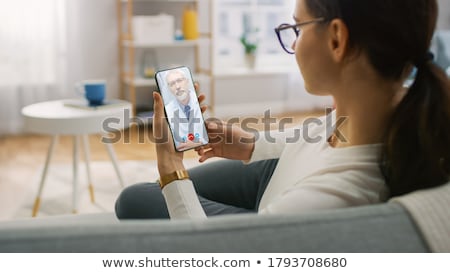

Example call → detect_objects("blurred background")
0 0 449 134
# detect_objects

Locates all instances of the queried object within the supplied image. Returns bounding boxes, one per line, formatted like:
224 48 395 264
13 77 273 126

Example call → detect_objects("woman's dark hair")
305 0 450 197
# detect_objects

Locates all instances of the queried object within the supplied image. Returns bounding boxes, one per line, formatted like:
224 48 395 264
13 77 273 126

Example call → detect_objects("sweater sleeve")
246 126 301 163
161 179 207 219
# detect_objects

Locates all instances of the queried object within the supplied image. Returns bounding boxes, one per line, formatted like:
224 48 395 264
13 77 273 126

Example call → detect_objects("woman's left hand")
153 89 207 177
152 91 185 177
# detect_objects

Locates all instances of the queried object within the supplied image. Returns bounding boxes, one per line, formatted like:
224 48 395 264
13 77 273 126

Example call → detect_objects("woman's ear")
327 19 349 63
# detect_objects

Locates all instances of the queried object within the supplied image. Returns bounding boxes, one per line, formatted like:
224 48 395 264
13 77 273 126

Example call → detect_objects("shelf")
118 0 205 116
122 39 198 49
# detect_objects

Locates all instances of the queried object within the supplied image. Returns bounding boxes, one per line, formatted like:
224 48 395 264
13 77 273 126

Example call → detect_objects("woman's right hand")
196 119 255 163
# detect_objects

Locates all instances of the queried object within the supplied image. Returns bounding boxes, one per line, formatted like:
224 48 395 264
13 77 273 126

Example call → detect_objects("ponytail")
383 61 450 197
303 0 448 196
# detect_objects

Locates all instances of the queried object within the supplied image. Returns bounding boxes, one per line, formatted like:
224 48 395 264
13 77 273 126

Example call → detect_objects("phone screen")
155 66 209 152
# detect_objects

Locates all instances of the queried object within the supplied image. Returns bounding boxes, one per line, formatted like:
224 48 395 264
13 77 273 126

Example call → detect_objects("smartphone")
154 66 209 152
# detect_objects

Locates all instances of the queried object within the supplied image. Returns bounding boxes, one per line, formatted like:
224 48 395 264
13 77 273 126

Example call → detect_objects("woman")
115 0 449 219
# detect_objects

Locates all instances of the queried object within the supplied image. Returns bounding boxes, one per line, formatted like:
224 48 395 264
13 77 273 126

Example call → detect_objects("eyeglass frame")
274 17 326 54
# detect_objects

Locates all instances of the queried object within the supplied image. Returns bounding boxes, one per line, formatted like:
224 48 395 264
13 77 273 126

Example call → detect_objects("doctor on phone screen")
162 68 207 151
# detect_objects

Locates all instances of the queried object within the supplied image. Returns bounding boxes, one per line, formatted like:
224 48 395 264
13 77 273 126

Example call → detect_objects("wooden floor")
0 109 323 196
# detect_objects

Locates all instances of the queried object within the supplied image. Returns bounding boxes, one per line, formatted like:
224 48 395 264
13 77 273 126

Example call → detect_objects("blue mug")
76 80 106 106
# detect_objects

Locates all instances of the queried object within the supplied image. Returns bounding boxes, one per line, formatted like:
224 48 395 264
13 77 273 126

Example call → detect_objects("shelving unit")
121 40 201 87
117 0 331 120
116 0 211 117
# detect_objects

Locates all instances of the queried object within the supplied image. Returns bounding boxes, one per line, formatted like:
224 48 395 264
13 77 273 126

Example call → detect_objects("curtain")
0 0 67 134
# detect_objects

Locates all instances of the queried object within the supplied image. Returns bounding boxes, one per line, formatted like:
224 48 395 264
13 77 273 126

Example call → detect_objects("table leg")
104 141 125 188
32 135 58 217
82 135 95 203
72 135 80 214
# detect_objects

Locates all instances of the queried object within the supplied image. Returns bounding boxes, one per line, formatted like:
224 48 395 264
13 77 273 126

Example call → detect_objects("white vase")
245 53 256 69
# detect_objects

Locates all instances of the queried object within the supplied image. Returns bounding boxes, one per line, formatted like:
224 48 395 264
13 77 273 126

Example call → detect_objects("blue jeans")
115 159 279 219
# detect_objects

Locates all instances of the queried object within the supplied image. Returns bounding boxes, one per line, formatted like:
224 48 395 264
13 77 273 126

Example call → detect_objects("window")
0 0 65 86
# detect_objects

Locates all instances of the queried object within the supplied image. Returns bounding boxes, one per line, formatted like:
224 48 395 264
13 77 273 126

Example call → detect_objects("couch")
0 202 429 253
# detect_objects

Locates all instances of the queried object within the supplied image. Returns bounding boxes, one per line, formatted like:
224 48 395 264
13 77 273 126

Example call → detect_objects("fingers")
177 141 199 151
197 94 207 114
202 120 225 144
195 144 212 154
205 119 225 133
198 93 206 103
153 92 164 119
198 149 216 163
195 145 214 162
194 81 200 92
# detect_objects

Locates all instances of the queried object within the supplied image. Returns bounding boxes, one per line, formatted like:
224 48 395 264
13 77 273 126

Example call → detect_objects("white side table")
22 99 132 216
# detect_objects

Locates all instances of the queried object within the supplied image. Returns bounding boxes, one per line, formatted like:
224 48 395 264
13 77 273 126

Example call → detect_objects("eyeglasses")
167 77 186 88
274 18 325 54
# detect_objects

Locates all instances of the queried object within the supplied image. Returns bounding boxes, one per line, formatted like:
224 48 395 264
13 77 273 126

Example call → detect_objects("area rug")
13 158 206 219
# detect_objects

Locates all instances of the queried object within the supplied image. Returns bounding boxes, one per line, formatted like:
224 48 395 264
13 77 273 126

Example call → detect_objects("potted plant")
240 30 258 69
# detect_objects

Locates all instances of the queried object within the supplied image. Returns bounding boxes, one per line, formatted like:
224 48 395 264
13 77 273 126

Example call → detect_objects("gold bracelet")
158 170 190 189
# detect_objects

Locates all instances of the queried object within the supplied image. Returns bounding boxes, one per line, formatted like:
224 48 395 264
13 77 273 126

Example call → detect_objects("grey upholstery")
0 203 429 253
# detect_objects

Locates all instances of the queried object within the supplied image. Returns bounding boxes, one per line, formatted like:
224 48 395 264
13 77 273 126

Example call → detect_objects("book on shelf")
64 99 129 110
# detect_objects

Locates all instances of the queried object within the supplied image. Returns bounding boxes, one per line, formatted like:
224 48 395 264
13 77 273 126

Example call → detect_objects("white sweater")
162 114 389 219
